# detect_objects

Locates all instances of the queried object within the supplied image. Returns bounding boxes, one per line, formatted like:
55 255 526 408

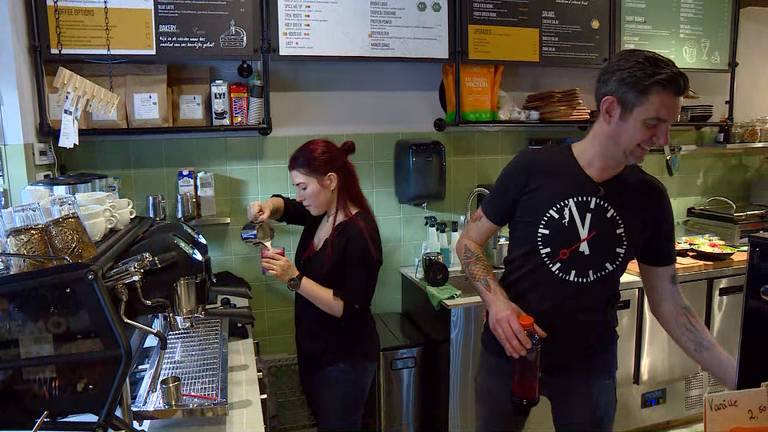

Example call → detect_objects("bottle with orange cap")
510 314 542 407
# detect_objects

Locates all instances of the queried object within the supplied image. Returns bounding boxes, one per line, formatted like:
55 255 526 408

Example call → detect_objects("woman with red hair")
248 139 382 431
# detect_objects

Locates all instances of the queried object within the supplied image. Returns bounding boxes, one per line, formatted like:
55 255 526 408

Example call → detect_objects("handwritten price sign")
705 387 768 432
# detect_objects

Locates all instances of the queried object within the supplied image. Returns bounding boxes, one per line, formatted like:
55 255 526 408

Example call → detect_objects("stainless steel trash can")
371 313 424 432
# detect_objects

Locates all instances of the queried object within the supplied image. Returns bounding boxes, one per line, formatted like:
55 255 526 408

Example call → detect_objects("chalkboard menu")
464 0 610 66
40 0 258 59
275 0 450 59
155 0 257 58
619 0 733 70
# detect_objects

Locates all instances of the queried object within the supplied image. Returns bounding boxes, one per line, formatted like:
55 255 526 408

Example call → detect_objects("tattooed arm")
639 263 737 389
457 208 546 358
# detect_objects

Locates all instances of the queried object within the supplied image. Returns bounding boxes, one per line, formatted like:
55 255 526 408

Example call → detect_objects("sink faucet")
465 187 490 222
465 187 504 266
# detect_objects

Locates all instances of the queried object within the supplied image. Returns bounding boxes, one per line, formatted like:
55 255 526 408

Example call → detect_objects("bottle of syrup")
510 315 542 407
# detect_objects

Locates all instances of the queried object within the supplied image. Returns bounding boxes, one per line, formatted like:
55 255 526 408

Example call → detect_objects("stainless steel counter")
400 264 747 309
400 263 748 431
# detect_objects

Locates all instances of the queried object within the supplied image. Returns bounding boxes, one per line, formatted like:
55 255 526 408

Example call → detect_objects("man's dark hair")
595 49 689 117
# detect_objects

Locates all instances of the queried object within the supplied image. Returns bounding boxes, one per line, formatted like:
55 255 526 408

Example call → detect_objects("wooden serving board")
625 252 748 276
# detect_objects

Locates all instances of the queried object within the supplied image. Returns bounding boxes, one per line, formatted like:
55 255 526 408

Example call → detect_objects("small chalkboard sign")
155 0 257 59
619 0 734 71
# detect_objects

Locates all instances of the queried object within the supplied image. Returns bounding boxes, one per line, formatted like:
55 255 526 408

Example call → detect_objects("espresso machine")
0 217 255 430
113 221 254 420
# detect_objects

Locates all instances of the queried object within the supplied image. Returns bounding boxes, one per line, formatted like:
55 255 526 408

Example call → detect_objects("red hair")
289 139 379 257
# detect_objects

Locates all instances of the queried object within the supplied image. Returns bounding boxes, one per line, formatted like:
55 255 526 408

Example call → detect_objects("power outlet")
33 142 55 165
36 171 54 181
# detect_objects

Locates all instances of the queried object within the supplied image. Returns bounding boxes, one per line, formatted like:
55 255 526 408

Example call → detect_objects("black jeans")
475 347 617 432
300 360 376 432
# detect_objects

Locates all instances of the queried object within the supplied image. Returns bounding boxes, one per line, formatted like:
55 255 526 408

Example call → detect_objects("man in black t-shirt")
458 50 738 431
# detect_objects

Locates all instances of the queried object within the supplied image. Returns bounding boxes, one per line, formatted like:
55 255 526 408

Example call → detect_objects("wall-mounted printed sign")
47 0 155 55
465 0 609 66
277 0 449 59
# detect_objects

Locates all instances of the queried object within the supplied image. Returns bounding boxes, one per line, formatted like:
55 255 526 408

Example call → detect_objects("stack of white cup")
75 192 135 241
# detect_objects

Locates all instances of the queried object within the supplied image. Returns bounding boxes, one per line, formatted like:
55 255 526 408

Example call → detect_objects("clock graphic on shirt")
537 196 628 283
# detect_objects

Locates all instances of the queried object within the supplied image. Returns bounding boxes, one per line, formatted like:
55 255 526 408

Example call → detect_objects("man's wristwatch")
287 273 303 292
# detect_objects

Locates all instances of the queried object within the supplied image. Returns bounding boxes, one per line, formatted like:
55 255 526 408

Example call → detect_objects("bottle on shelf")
510 315 542 407
715 121 731 144
438 221 450 267
450 220 461 270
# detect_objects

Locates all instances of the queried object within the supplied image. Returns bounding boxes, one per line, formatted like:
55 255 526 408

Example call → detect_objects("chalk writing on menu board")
620 0 732 70
467 0 609 65
533 1 609 64
277 0 449 59
155 0 254 57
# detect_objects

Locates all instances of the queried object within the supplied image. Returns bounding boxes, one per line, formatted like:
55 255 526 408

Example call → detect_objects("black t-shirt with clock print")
480 144 676 376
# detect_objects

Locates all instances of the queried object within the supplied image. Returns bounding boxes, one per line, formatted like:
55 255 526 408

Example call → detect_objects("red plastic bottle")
510 315 541 407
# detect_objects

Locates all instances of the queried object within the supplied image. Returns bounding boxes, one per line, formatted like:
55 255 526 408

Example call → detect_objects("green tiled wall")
58 130 768 355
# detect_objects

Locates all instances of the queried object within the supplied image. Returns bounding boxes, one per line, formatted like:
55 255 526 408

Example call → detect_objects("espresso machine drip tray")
132 317 229 420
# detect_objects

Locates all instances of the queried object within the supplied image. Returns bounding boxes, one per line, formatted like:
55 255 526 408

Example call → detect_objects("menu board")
43 0 257 58
155 0 256 58
620 0 733 70
277 0 449 59
465 0 610 65
46 0 156 55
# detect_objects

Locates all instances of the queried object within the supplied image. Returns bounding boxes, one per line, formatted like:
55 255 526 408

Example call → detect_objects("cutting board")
625 252 748 276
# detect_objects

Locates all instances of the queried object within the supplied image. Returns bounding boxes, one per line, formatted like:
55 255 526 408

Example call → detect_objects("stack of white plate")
680 105 714 122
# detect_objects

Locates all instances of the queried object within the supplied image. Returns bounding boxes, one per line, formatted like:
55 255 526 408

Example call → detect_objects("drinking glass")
46 195 97 262
2 203 54 273
261 246 286 275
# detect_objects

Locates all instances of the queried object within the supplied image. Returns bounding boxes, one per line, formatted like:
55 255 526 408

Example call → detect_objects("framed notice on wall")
619 0 734 71
46 0 156 55
463 0 611 66
274 0 451 60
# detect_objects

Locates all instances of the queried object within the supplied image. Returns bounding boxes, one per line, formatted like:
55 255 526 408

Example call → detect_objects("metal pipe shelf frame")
434 0 743 136
28 0 274 138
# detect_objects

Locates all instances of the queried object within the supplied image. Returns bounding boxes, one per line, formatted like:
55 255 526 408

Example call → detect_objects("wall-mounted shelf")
678 142 768 154
56 125 272 139
188 216 231 227
435 119 592 131
30 0 273 138
435 119 726 132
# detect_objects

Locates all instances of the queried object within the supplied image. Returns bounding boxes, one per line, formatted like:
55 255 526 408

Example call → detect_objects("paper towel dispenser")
394 139 446 205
